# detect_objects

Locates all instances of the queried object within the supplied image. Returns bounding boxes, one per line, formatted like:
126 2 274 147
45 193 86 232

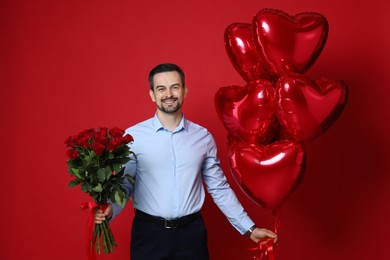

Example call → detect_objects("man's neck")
156 110 183 131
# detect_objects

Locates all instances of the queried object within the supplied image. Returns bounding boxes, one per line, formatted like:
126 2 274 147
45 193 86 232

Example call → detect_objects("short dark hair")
148 63 185 90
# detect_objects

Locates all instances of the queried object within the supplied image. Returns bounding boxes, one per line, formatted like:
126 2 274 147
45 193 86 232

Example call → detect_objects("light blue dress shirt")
111 114 254 234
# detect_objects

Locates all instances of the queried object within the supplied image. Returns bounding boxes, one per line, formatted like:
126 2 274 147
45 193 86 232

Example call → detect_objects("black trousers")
130 212 209 260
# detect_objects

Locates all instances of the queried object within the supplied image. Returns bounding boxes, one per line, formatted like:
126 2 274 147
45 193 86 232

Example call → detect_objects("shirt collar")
152 113 188 133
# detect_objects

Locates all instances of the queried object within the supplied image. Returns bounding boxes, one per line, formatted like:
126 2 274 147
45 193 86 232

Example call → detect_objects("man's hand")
250 227 278 244
94 204 113 224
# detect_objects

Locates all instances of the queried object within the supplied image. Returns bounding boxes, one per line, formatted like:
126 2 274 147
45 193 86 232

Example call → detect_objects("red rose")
80 129 94 140
94 132 107 145
64 136 75 147
98 127 108 135
92 142 105 156
66 149 78 159
122 134 134 144
109 127 125 138
77 135 90 148
94 128 108 140
107 140 120 151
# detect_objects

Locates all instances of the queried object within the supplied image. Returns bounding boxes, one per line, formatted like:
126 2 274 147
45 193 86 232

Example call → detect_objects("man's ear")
184 86 188 98
149 89 156 102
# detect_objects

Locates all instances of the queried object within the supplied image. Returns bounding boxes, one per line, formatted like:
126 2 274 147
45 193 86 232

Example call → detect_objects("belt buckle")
164 219 177 229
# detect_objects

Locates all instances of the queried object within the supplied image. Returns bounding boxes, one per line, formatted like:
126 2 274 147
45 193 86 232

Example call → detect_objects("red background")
1 0 390 259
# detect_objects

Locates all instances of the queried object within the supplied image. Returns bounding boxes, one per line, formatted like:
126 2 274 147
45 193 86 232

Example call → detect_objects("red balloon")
224 23 271 82
275 73 348 143
228 140 306 212
215 80 278 145
253 9 328 78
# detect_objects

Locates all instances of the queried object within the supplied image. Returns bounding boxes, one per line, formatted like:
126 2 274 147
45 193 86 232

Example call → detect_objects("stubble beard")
157 98 182 114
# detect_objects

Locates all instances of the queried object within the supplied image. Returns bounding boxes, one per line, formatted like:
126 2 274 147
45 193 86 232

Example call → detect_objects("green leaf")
77 168 86 179
114 190 126 208
81 182 92 192
112 164 121 174
75 170 85 180
69 167 78 176
84 150 96 164
125 175 135 186
114 190 120 203
111 145 128 156
105 166 112 180
107 157 131 165
68 179 81 188
92 183 103 192
67 159 82 168
110 191 116 203
97 168 106 182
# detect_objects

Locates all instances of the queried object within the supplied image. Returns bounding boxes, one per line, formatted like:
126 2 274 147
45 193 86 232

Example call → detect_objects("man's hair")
148 63 185 90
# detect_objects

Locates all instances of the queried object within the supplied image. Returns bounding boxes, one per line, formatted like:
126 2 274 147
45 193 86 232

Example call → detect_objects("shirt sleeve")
201 132 254 234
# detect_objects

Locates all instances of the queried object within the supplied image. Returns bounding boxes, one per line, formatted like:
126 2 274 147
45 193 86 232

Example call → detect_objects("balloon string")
273 209 281 235
249 210 281 260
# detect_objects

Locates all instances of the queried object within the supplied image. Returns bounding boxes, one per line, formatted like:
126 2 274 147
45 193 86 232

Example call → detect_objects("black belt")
135 210 201 229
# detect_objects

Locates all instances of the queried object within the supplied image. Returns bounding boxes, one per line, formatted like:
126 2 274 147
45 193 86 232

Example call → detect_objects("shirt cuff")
238 217 255 235
109 202 124 221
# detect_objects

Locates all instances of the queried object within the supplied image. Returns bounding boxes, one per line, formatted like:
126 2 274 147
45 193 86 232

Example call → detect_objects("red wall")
1 0 390 259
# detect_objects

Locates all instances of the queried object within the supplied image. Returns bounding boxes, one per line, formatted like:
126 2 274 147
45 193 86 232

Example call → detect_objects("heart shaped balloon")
225 23 271 82
275 73 348 143
215 80 278 145
228 140 306 212
253 9 328 79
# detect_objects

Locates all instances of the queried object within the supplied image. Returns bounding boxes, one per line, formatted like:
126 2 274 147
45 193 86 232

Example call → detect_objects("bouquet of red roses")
65 127 134 258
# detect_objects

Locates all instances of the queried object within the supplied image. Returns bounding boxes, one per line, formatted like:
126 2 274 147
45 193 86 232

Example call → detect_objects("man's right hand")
250 227 278 244
94 204 113 224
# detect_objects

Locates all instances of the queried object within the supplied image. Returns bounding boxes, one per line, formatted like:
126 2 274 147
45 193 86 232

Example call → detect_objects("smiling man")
95 63 277 260
149 69 187 118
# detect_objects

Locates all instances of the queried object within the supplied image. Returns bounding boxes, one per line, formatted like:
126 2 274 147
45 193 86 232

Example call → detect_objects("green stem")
92 224 98 251
105 220 117 247
101 220 116 253
102 221 110 253
95 224 101 255
101 223 109 253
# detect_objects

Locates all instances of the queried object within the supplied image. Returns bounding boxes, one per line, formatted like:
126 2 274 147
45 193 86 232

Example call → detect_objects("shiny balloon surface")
228 140 306 212
253 9 328 79
215 80 278 145
225 23 271 82
275 74 348 143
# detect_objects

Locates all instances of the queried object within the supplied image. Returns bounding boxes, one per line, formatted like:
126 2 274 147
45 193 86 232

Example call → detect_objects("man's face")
149 71 187 114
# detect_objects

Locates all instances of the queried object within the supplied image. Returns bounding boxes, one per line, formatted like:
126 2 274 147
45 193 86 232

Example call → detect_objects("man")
95 63 277 259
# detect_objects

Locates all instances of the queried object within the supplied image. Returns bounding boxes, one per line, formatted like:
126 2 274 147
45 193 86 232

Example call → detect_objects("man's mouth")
162 98 177 104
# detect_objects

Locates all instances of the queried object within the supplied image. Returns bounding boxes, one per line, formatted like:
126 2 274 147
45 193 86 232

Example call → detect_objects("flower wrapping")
65 127 135 259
